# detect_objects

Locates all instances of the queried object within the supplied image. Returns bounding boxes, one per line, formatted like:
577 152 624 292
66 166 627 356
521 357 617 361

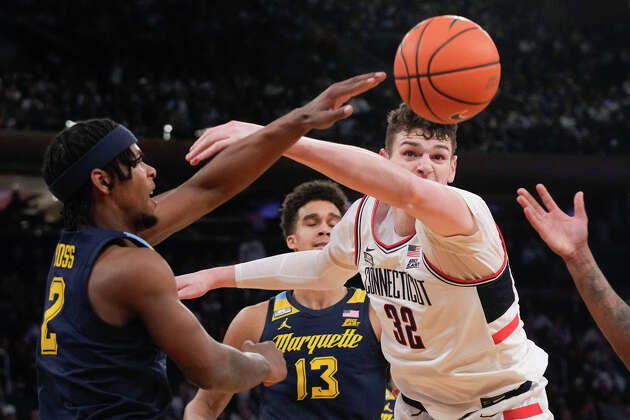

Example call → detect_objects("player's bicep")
119 254 230 386
407 181 477 237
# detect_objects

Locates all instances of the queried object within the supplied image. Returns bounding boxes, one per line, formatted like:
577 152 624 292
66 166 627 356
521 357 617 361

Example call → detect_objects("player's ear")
448 155 457 184
286 235 298 251
91 168 113 194
379 148 390 159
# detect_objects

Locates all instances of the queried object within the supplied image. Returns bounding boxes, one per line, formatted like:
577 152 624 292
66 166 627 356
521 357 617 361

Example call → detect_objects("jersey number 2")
41 276 66 355
295 356 340 400
384 304 424 349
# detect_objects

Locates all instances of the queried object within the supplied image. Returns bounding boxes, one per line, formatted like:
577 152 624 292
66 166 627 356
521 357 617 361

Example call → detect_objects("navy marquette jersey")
36 229 170 419
260 288 388 420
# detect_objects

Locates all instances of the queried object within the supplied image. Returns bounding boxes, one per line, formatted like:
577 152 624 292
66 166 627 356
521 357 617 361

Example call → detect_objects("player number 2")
295 356 340 400
41 276 66 355
384 304 424 349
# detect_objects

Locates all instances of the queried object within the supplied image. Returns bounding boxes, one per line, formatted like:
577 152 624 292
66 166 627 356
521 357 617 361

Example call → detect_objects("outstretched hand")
516 184 589 261
176 266 233 299
186 121 263 166
185 72 386 166
296 71 386 130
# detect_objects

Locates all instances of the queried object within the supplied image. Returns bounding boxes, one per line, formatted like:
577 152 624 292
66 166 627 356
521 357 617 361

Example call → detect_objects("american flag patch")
407 245 421 257
342 309 360 318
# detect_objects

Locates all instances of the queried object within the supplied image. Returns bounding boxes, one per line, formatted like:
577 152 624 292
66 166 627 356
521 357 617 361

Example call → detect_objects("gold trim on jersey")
346 288 367 304
272 296 300 321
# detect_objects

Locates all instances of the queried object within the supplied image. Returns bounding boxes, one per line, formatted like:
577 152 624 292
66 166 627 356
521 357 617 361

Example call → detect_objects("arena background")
1 1 630 418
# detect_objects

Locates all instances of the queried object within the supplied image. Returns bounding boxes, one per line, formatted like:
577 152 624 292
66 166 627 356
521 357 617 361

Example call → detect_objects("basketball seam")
398 42 412 104
427 27 496 106
393 61 500 80
413 18 445 122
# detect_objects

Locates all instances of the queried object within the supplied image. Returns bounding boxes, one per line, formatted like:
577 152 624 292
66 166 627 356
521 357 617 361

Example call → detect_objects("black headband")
49 125 138 202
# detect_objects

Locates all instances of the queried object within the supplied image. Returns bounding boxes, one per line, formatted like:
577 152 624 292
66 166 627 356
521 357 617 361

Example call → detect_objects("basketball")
394 15 501 124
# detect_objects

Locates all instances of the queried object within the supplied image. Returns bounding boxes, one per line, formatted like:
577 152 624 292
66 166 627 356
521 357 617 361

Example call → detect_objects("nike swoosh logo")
365 247 374 252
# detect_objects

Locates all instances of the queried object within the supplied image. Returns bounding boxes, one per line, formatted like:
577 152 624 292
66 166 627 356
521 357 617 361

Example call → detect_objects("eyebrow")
400 141 451 152
302 212 342 221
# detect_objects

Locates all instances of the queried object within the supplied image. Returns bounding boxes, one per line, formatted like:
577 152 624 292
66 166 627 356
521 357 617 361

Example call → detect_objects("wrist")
211 266 236 288
563 244 594 268
274 107 314 137
245 351 271 380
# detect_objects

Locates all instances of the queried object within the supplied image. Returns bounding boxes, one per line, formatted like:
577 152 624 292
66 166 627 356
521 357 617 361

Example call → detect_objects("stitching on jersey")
371 200 415 254
354 196 368 266
421 224 509 286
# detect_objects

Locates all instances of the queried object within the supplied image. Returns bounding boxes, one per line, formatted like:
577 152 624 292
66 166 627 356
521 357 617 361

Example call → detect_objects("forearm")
192 112 310 204
219 348 271 393
564 246 630 369
285 138 416 209
235 250 355 290
184 389 228 420
285 138 473 235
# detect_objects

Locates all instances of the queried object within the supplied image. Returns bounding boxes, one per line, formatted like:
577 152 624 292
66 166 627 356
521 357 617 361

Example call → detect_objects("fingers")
535 183 560 212
522 206 544 233
574 191 587 220
339 72 387 90
516 187 546 216
338 71 386 96
328 72 386 108
189 139 231 165
177 285 200 300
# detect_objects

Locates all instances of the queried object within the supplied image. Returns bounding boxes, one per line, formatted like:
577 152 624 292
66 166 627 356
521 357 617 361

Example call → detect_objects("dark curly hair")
385 103 458 154
280 180 349 238
42 118 140 230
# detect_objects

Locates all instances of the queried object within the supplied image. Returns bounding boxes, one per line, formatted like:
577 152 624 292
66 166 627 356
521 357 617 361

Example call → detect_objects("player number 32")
384 304 425 349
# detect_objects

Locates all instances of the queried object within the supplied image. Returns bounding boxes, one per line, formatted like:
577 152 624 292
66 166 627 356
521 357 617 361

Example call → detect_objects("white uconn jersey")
327 187 548 418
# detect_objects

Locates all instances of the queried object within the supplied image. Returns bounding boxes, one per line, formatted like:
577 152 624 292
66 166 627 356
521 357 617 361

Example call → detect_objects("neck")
292 288 347 310
90 197 135 233
392 207 416 237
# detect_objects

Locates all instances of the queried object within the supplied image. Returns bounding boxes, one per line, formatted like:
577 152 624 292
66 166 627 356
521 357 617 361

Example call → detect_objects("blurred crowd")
1 184 630 419
1 0 630 419
1 0 629 153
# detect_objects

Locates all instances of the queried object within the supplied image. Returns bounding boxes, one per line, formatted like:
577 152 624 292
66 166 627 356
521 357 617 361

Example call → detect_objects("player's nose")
318 224 332 236
414 155 432 176
144 162 157 179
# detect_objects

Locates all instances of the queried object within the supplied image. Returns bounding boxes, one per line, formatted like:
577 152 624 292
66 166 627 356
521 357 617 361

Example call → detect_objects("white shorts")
394 377 553 420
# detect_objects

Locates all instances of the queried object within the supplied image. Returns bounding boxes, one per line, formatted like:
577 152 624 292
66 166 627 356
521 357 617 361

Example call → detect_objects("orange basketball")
394 15 501 124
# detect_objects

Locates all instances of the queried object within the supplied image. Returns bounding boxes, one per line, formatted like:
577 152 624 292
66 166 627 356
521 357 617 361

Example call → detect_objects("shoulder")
91 242 173 300
224 300 269 347
234 300 269 323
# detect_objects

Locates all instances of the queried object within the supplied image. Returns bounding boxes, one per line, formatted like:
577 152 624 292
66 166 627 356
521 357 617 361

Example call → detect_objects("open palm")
516 184 588 260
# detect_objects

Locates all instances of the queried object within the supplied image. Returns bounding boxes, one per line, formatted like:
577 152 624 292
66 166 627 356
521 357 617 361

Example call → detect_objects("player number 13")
295 356 340 400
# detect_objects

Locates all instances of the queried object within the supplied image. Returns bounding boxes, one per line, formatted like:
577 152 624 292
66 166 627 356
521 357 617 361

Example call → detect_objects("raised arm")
184 302 268 419
283 138 474 236
186 123 473 237
517 184 630 370
139 72 386 245
95 247 285 392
